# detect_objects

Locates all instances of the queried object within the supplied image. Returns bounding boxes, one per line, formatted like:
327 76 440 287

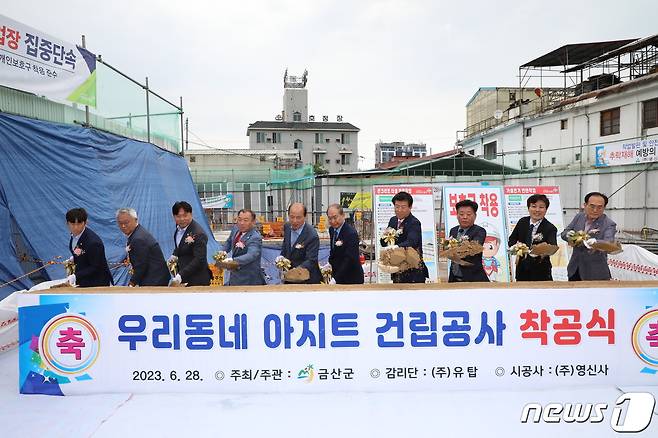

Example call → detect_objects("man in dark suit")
65 208 113 287
327 204 364 284
448 199 489 283
508 194 558 281
281 203 322 284
116 208 170 287
561 192 617 281
222 208 265 286
380 191 428 283
170 201 212 286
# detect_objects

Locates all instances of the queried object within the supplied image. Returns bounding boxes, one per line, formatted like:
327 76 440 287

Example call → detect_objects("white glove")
224 257 233 263
583 238 597 249
68 256 74 263
173 274 182 283
383 245 399 251
329 278 337 285
67 274 76 285
566 230 575 238
168 255 177 263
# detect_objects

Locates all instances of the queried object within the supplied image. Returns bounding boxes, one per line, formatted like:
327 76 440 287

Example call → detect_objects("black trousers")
568 269 582 282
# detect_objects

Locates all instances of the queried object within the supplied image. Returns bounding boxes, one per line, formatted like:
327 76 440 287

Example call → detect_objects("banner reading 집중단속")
16 286 658 395
0 14 97 107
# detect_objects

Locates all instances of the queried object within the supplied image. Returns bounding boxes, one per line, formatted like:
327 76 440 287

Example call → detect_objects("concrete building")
458 36 658 173
465 87 563 138
246 70 360 173
375 141 428 166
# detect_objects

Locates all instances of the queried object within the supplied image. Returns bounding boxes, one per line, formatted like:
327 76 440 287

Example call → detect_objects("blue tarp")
0 113 220 298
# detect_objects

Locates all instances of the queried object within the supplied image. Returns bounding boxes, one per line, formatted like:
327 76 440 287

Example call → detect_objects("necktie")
527 223 535 246
331 229 336 248
233 231 242 246
397 218 403 229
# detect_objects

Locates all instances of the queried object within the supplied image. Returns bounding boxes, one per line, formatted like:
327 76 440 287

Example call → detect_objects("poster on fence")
16 286 658 395
373 185 438 283
0 14 97 107
503 186 569 281
442 185 510 282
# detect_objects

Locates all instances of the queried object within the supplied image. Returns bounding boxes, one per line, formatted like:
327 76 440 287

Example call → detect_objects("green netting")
270 165 314 188
190 165 315 189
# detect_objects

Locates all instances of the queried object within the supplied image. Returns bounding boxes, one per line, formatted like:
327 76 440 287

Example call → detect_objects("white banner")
16 286 658 395
595 136 658 167
200 194 233 209
0 14 96 106
609 244 658 281
373 185 438 283
503 186 570 281
443 185 510 282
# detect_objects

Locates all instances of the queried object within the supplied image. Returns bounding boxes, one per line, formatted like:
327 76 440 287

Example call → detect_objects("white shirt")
529 219 542 240
70 228 85 250
175 226 188 247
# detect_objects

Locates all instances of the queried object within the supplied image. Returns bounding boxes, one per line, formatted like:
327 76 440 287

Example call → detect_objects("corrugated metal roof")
521 39 636 68
562 34 658 73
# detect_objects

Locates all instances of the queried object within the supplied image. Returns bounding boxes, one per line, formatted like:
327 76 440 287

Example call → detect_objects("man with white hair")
116 208 170 287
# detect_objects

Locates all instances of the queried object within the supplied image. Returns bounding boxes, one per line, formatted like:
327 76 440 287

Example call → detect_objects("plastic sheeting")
0 113 219 298
608 244 658 281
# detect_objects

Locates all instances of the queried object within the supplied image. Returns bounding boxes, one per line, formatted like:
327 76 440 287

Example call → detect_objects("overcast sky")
5 1 658 168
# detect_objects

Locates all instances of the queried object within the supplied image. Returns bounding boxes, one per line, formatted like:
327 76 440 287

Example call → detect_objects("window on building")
189 156 196 163
256 132 264 143
600 107 620 136
575 153 581 161
293 112 301 122
525 127 532 137
314 133 324 144
341 154 351 165
335 159 341 164
643 98 658 130
335 138 341 142
341 133 350 144
509 91 516 102
325 159 331 164
314 153 325 165
561 119 568 130
325 138 331 143
484 141 497 160
532 159 537 167
294 139 303 150
272 132 281 143
382 151 394 162
551 157 556 164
